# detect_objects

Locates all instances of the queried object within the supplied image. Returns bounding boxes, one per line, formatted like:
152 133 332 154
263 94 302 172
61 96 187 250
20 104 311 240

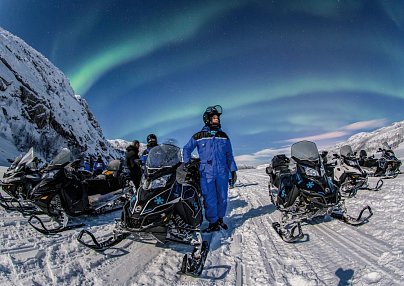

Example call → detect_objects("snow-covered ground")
1 165 404 286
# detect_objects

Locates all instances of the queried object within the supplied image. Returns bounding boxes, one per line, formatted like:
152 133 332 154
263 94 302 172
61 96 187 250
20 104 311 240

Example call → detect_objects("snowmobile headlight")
42 170 58 179
150 174 171 189
302 165 320 177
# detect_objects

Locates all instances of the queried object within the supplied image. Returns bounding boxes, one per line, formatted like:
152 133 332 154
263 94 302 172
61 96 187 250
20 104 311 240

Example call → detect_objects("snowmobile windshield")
17 147 34 168
340 145 354 157
50 148 72 166
106 160 121 171
382 142 392 150
291 141 320 162
146 144 181 169
11 154 23 168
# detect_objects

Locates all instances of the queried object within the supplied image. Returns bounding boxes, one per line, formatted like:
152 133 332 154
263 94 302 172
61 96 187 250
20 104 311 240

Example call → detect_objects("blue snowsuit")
79 158 91 172
183 126 237 223
140 147 154 165
93 161 106 175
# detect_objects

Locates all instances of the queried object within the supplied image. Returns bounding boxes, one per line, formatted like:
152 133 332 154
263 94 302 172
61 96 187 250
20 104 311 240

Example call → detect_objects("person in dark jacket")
183 105 237 232
126 140 142 189
140 134 158 165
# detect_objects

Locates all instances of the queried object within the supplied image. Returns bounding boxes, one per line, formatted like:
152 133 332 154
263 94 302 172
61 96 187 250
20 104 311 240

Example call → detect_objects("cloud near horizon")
283 118 387 143
236 118 387 166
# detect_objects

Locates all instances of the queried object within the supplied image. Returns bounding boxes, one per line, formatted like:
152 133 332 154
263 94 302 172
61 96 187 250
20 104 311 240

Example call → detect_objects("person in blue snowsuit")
93 156 106 176
140 134 158 165
79 156 91 172
183 105 237 232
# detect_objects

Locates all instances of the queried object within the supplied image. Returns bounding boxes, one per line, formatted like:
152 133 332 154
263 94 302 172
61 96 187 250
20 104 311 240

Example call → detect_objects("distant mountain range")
334 120 404 154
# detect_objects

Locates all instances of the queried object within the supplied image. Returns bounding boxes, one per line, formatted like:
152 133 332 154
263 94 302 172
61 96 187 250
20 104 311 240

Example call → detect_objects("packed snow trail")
1 167 403 285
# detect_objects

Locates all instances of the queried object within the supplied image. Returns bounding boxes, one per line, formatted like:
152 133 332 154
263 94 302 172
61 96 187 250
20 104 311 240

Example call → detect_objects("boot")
218 218 228 230
202 220 220 233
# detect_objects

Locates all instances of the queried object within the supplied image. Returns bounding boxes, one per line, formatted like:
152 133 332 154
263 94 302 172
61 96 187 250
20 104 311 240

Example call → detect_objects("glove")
231 171 237 185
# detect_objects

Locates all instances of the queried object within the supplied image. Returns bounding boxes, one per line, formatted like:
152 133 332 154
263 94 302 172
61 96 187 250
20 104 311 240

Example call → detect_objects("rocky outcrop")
0 27 121 163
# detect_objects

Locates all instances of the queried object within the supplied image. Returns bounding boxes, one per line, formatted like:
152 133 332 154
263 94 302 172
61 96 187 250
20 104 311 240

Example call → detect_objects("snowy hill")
333 120 404 155
0 27 121 166
108 138 147 155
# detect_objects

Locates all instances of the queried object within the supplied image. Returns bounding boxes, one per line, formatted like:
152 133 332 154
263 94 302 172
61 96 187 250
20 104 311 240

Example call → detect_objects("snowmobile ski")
0 193 41 215
234 182 259 188
77 229 131 251
272 221 304 243
28 214 85 235
360 178 383 192
331 205 373 226
180 240 210 277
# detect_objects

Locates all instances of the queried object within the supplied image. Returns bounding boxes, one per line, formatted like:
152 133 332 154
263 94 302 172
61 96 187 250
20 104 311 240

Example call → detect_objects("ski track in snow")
1 167 404 285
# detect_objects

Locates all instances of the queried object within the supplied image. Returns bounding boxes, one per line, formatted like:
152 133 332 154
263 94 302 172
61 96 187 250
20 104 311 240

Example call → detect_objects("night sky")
1 0 404 164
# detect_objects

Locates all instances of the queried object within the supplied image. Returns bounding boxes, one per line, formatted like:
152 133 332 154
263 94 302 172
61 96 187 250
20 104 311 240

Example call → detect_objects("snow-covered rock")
108 138 147 155
330 120 404 155
0 27 121 166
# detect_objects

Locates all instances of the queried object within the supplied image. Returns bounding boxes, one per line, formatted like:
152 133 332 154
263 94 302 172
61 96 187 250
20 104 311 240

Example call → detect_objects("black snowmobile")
77 144 209 277
358 150 379 169
0 147 43 213
27 148 131 234
374 143 402 178
333 145 382 197
267 140 373 243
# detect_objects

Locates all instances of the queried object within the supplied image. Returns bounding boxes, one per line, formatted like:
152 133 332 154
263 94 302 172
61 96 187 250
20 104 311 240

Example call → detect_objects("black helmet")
203 105 223 126
147 133 157 147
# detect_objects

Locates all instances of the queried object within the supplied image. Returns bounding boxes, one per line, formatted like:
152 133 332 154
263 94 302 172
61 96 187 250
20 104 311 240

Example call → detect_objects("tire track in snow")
313 222 404 283
235 171 331 285
240 170 368 285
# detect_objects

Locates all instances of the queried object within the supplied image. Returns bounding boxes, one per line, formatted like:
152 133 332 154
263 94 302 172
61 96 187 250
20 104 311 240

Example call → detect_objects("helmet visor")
205 105 222 115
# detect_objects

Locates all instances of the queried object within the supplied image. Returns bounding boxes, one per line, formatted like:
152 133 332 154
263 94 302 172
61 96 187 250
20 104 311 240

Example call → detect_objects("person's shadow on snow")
336 268 354 286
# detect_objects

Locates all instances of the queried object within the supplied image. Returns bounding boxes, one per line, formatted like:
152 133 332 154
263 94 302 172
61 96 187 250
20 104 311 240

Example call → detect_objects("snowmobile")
333 145 382 197
77 144 209 277
27 148 131 234
0 147 43 213
268 140 373 243
373 143 402 178
358 149 379 169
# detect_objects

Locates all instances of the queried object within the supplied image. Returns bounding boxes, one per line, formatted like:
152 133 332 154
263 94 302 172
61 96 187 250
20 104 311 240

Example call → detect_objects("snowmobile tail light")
302 166 319 177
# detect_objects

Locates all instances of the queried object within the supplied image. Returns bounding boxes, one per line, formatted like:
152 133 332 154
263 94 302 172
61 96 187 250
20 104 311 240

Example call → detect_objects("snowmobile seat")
359 150 368 159
272 154 290 170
